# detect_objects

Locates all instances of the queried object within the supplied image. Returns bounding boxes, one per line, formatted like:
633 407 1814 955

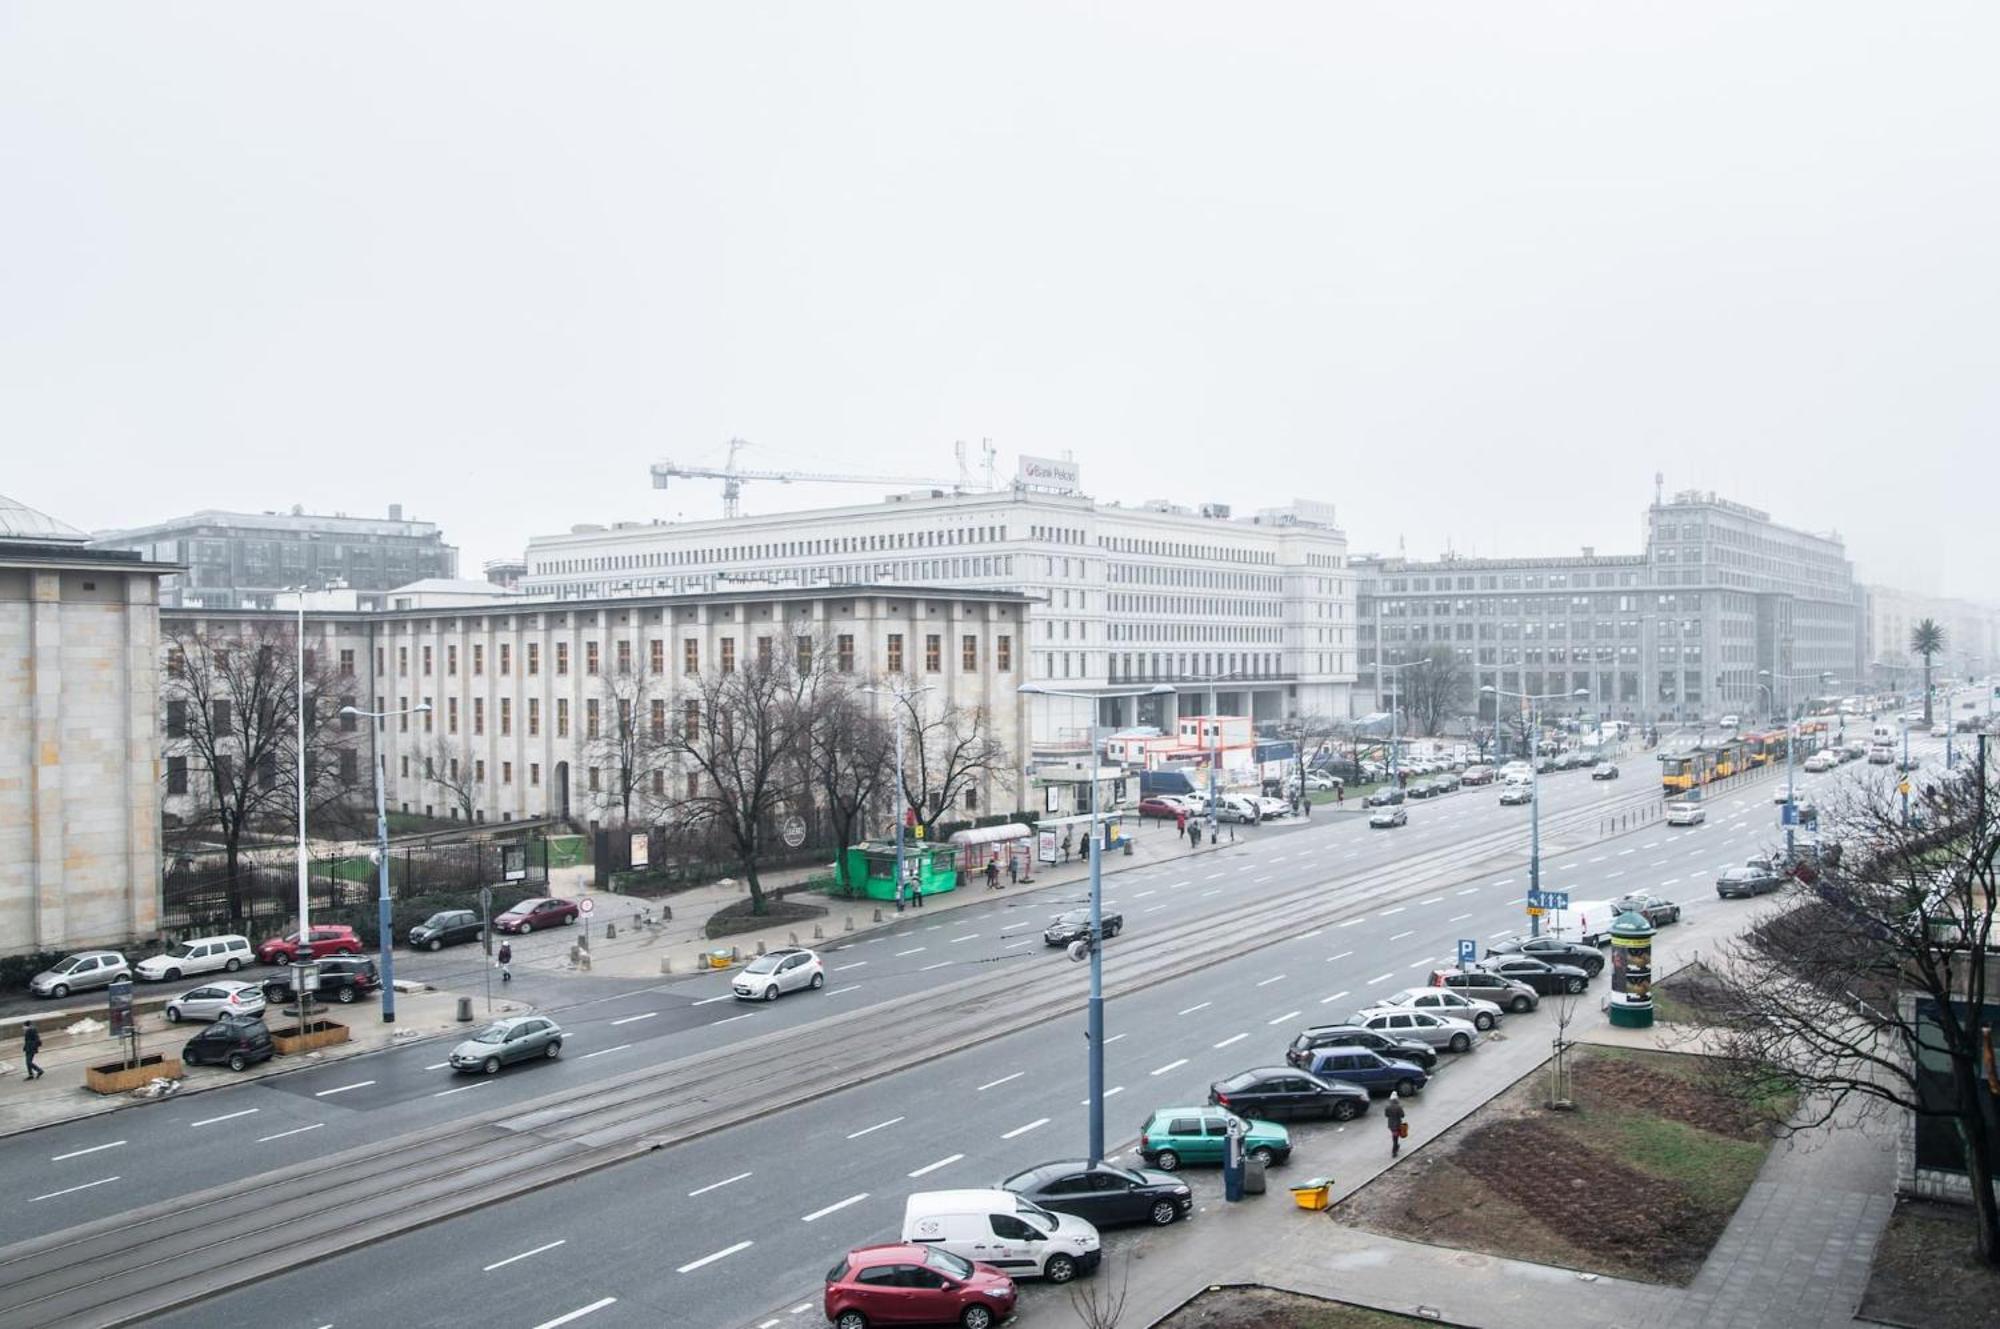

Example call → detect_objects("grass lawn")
311 857 378 883
1156 1287 1455 1329
543 834 589 868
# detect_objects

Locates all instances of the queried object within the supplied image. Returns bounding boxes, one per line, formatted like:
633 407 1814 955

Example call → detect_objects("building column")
29 572 64 948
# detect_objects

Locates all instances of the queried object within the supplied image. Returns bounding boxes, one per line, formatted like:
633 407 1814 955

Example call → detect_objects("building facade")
1 496 173 958
161 585 1032 832
1356 490 1861 727
92 503 459 610
1859 583 2000 690
520 485 1358 751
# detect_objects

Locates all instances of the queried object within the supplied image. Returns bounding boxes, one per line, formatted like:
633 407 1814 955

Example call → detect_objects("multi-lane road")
1 726 1966 1329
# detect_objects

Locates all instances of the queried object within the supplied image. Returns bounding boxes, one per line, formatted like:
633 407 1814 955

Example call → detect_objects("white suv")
731 946 825 1001
135 934 253 982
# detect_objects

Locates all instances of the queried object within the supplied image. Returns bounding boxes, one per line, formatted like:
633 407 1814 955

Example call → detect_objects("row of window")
538 525 1017 577
371 632 1013 680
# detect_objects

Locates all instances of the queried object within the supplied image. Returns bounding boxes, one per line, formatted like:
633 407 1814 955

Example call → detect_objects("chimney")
388 503 404 521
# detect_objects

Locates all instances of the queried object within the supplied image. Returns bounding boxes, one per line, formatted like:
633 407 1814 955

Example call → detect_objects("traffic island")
84 1054 182 1095
271 1020 350 1055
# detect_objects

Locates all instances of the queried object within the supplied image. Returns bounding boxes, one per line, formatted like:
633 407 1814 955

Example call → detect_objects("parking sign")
1456 939 1477 968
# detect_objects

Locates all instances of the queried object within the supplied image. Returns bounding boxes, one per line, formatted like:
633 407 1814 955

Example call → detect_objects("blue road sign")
1456 939 1478 968
1526 889 1570 911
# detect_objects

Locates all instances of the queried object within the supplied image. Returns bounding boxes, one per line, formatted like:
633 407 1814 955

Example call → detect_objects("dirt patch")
1155 1285 1458 1329
1859 1197 2000 1329
1334 1046 1784 1285
702 897 827 939
1651 960 1750 1029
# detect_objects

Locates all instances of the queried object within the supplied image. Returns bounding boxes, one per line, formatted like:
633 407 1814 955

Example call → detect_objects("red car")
824 1243 1015 1329
493 897 579 934
256 925 363 965
1137 796 1183 820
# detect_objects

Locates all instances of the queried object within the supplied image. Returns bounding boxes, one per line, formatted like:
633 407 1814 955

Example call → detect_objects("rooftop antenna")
1654 470 1665 506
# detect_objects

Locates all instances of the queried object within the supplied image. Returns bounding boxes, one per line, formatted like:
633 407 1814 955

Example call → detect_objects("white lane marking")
1105 1033 1126 1044
1201 889 1223 898
711 1012 756 1026
1134 890 1157 898
51 1141 126 1161
314 1080 375 1097
1456 887 1479 895
484 1239 568 1272
909 1153 964 1178
1004 938 1037 949
1150 1058 1189 1076
1449 913 1472 923
1179 1001 1212 1015
433 1081 493 1098
1321 989 1350 1004
1255 974 1286 987
948 934 980 944
1410 956 1436 968
1252 875 1273 884
925 925 943 931
1389 930 1413 941
1660 878 1680 886
1588 856 1607 864
1144 904 1169 914
1296 929 1323 940
1267 1009 1302 1025
977 1071 1025 1092
1491 929 1514 938
1328 950 1353 962
611 1011 658 1025
1339 918 1364 928
257 1123 325 1143
581 1043 632 1060
677 1242 753 1273
847 1116 905 1139
1378 907 1406 917
919 961 953 972
1099 1085 1126 1099
424 1061 450 1070
1163 880 1190 888
688 1170 753 1197
1494 878 1516 886
895 947 926 957
827 985 861 995
1213 1033 1248 1048
691 994 734 1006
1001 1117 1049 1140
1607 871 1625 880
802 1193 871 1222
1204 872 1226 880
1643 841 1660 848
1419 896 1444 905
190 1108 260 1127
833 961 869 971
1618 849 1636 856
31 1176 120 1203
1366 973 1392 984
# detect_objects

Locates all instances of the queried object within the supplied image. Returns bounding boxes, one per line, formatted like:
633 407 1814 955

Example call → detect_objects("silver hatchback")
30 950 130 999
449 1015 565 1074
1348 1007 1480 1054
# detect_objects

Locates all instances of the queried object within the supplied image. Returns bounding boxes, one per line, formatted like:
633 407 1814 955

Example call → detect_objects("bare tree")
896 693 1011 836
585 668 679 827
1405 646 1471 738
662 647 812 916
421 737 484 825
807 682 895 892
1268 711 1340 794
1067 1251 1131 1329
162 622 362 922
1702 748 2000 1265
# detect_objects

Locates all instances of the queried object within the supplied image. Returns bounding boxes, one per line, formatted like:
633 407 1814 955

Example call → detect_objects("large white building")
520 481 1358 752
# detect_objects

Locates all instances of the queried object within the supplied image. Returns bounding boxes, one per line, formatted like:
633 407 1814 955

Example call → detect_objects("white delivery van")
902 1189 1102 1283
1552 899 1619 948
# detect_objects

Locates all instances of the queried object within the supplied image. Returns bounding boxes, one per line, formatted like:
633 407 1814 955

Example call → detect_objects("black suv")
263 955 381 1005
1484 935 1604 977
1285 1023 1437 1071
410 909 484 951
182 1015 275 1072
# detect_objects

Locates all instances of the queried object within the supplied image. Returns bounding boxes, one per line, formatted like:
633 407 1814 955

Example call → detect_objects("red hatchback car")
824 1243 1014 1329
493 897 579 934
256 925 363 965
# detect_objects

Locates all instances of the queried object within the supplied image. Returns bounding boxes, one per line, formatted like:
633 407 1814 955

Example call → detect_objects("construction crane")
650 438 997 518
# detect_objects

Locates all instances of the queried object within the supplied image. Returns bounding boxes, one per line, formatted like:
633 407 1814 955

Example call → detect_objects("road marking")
1339 918 1364 928
833 961 868 971
677 1242 753 1272
434 1081 493 1098
1000 922 1038 934
1001 1117 1049 1140
1204 871 1226 880
1004 938 1037 949
314 1080 375 1097
189 1108 260 1128
51 1141 125 1161
1144 904 1169 914
1105 1033 1126 1044
1618 849 1636 856
484 1239 567 1272
691 994 734 1006
1643 841 1660 848
1410 956 1436 968
1607 871 1624 880
1366 973 1391 984
827 985 860 995
1296 928 1323 940
1179 1001 1212 1015
800 1192 872 1224
424 1061 450 1070
1378 906 1405 917
1419 896 1444 905
1588 856 1607 864
1164 880 1190 888
581 1043 632 1060
1389 930 1413 941
1150 1058 1189 1076
1200 888 1223 897
710 1012 756 1026
1256 974 1286 987
1321 989 1350 1004
1134 890 1157 898
895 947 926 957
977 1071 1025 1092
1252 875 1272 884
1494 878 1516 886
1213 1033 1248 1048
1268 1009 1302 1025
1660 878 1680 886
847 1116 905 1139
687 1170 752 1197
31 1176 119 1203
1100 1084 1126 1099
909 1153 964 1178
611 1011 658 1025
257 1123 324 1143
919 961 953 972
1456 887 1479 895
948 933 980 944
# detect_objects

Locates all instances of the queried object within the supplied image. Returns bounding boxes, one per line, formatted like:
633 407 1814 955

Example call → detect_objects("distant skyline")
5 3 1995 599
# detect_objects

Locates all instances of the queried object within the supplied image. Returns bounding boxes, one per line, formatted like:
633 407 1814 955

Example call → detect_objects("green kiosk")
842 839 961 902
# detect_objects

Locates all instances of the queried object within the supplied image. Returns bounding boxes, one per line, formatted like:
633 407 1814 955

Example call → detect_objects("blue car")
1306 1046 1428 1097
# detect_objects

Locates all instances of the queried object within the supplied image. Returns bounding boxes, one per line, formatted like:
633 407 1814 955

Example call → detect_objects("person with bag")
497 940 513 983
1385 1091 1407 1157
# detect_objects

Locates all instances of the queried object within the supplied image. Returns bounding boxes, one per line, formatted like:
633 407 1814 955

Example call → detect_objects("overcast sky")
5 4 1994 597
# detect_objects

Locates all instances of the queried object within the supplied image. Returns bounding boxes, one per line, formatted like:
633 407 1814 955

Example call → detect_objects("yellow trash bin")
1289 1178 1332 1211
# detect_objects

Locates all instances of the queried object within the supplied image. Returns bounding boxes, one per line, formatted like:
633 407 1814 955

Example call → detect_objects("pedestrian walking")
985 859 1001 891
1061 832 1073 863
912 882 925 908
496 941 513 984
1227 822 1236 843
21 1021 43 1081
1007 853 1019 885
1188 823 1201 848
1176 813 1187 841
1336 784 1345 805
1385 1092 1407 1157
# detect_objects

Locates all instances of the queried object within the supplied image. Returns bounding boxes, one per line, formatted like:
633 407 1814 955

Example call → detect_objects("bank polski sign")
1016 454 1080 493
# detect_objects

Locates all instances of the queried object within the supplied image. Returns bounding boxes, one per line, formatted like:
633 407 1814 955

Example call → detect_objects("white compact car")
165 979 267 1023
1666 801 1707 827
731 946 825 1001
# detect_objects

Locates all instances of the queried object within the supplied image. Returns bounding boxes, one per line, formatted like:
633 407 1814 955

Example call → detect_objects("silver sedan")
1347 1007 1481 1054
165 979 267 1023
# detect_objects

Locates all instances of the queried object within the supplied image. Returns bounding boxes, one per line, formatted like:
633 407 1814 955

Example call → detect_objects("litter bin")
1243 1158 1267 1196
1289 1178 1332 1211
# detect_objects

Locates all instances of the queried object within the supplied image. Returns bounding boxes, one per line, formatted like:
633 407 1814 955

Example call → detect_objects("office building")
1860 584 2000 689
92 503 459 610
1 495 173 958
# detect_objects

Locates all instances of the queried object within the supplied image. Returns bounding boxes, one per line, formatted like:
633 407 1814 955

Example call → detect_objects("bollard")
845 915 855 932
730 945 740 961
873 908 884 923
578 949 592 971
789 932 799 947
660 956 673 975
756 939 767 955
605 922 617 939
663 904 673 921
456 995 474 1023
813 924 825 940
569 943 582 965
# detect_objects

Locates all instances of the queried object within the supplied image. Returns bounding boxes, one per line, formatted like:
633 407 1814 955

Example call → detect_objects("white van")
135 934 253 982
902 1189 1102 1283
1871 723 1895 745
1551 899 1618 948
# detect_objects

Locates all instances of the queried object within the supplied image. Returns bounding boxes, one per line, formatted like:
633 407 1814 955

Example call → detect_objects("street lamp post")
338 702 431 1021
862 683 935 908
1379 657 1431 782
1759 668 1835 858
1019 682 1173 1165
1193 670 1242 842
1483 685 1589 937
